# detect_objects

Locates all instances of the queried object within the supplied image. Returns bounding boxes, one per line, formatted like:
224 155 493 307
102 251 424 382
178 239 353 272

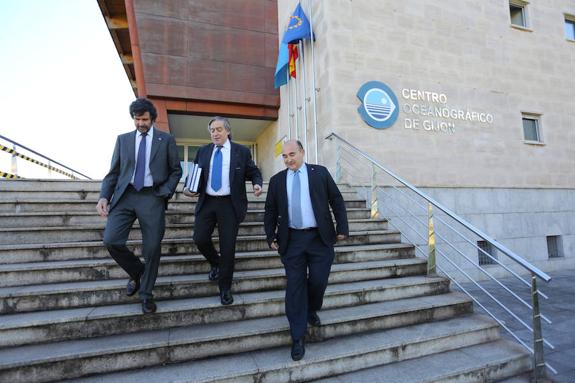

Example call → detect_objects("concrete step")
0 258 429 313
33 314 506 383
312 340 531 383
0 308 493 383
0 219 386 245
0 179 357 193
0 198 366 213
0 189 361 202
0 279 464 348
0 229 402 264
0 208 372 228
0 243 414 288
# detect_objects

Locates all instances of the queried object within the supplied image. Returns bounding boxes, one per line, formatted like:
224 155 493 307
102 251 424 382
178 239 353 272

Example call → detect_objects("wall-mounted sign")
356 81 399 129
357 81 494 134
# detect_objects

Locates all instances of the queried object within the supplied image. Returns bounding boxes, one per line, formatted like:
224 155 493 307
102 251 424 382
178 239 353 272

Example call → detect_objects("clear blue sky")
0 0 135 179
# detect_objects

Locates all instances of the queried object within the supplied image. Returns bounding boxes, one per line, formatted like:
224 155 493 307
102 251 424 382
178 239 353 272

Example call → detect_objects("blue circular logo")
357 81 399 129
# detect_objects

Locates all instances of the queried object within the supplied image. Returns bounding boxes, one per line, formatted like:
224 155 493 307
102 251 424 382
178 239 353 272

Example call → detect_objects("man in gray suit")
96 98 182 314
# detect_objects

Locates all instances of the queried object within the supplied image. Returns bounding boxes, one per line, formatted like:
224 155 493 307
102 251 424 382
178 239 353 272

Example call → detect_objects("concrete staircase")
0 180 532 382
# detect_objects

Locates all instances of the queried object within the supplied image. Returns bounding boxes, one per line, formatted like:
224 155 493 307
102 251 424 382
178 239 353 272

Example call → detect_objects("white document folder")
185 163 202 193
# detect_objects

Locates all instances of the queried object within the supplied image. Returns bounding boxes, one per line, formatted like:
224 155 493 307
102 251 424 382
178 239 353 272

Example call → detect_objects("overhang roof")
97 0 137 95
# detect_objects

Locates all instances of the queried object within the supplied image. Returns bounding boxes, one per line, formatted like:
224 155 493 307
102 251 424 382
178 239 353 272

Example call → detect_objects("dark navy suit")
264 164 348 340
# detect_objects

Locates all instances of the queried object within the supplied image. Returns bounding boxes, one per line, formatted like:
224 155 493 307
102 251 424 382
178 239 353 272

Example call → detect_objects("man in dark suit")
264 139 349 361
96 98 182 314
184 116 263 306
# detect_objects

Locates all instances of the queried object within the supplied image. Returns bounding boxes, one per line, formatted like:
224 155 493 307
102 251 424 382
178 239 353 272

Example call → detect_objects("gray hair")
207 116 231 134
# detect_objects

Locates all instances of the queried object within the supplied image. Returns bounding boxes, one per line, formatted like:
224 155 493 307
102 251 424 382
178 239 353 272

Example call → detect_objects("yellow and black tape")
0 144 78 179
0 170 22 179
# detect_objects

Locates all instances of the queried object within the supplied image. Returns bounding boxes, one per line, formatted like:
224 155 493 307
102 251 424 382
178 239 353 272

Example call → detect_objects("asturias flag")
282 3 312 44
288 44 298 78
274 41 289 88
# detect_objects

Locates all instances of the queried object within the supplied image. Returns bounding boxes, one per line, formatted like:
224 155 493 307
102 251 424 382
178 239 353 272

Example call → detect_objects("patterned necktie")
291 170 303 228
133 132 147 191
211 145 223 191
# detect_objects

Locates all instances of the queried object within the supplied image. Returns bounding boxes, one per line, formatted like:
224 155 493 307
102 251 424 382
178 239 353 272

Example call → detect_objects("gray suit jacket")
100 128 182 210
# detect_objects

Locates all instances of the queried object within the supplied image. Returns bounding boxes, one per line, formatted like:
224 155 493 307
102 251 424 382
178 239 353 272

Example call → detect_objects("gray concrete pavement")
458 268 575 383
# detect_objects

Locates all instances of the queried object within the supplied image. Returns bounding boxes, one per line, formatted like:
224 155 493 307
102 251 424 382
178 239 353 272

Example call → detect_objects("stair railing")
327 132 555 381
0 134 91 180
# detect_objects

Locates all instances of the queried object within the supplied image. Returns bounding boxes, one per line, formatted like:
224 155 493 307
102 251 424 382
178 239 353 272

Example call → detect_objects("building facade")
101 0 575 274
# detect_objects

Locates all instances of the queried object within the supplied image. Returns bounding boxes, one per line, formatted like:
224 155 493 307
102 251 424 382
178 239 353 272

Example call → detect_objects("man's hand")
270 239 279 251
336 234 347 241
183 188 199 198
253 184 262 197
96 198 109 217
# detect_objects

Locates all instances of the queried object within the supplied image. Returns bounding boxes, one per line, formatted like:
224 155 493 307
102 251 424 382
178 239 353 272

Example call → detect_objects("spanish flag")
288 43 298 78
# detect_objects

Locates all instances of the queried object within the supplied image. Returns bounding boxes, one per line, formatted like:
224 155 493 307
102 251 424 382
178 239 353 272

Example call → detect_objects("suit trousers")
282 229 335 341
193 195 239 291
103 186 166 299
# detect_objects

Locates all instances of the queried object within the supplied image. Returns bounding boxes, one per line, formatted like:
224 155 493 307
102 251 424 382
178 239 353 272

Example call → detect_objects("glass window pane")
188 146 200 163
510 5 525 26
522 118 539 141
566 19 575 40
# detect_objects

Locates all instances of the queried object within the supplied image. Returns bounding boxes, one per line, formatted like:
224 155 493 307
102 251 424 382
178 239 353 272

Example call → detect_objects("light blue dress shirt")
207 139 231 196
286 163 317 229
131 126 154 187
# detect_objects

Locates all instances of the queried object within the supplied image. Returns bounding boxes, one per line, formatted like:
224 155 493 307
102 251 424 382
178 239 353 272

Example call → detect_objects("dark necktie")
134 132 147 191
211 145 223 191
291 170 303 228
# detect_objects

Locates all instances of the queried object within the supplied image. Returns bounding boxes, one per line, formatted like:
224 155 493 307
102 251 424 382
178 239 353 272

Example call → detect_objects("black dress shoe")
126 275 141 296
307 312 321 327
291 338 305 361
208 265 220 281
141 299 157 314
220 289 233 305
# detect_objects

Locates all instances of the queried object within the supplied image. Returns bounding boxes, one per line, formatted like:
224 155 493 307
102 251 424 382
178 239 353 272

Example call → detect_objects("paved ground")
457 268 575 382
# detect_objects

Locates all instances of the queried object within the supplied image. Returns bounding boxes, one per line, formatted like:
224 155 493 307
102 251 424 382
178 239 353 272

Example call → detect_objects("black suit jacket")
100 128 182 210
264 164 349 255
193 141 263 223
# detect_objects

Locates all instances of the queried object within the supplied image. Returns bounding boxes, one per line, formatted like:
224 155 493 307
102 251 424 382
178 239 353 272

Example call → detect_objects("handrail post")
427 203 437 275
370 164 379 218
531 273 547 381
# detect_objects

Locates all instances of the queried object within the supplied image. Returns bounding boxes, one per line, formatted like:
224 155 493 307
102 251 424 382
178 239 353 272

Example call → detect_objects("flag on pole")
288 44 298 78
282 3 313 44
274 41 289 88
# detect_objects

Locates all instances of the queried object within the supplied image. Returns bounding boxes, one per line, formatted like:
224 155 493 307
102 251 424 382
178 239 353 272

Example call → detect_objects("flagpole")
299 40 308 161
287 70 292 139
307 0 319 164
295 59 300 141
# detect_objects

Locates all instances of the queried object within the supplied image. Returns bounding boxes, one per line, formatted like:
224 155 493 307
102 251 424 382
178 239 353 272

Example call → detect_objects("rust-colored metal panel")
133 0 279 114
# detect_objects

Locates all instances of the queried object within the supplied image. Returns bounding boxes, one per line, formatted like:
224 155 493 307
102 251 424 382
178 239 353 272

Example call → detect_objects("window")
522 114 542 143
510 1 528 28
478 240 497 265
547 236 564 258
565 16 575 40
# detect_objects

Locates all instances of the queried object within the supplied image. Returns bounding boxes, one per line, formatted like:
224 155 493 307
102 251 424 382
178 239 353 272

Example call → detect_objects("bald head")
282 139 305 171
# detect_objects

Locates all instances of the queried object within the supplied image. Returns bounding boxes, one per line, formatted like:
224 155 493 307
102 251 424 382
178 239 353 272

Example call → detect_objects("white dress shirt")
131 127 154 187
286 163 317 229
206 139 231 196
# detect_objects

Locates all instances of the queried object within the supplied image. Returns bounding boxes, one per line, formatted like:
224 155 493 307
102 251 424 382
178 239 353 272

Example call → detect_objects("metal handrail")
326 132 550 282
0 134 92 180
326 131 555 379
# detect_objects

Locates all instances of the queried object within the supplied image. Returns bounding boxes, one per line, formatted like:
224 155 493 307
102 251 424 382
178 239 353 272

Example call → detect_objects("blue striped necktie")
291 170 303 228
133 132 147 191
211 145 223 191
